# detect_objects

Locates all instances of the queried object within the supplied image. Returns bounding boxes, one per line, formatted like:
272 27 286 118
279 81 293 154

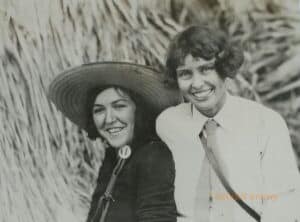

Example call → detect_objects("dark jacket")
86 137 177 222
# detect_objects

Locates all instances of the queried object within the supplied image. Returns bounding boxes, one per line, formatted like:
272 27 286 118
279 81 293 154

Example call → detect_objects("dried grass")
1 0 300 221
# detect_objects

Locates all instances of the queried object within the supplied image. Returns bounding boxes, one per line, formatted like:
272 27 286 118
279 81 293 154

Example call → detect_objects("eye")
177 70 192 79
199 65 215 74
113 102 128 109
93 106 105 114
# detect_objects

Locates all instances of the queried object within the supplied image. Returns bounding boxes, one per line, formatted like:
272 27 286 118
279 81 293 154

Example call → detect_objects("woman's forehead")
94 87 133 104
177 54 215 71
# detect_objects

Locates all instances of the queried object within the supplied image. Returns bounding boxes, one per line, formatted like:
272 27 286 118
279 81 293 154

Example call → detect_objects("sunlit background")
1 0 300 221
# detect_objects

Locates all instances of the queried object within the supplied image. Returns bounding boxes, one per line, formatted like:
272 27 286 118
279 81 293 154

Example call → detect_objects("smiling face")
176 54 227 117
92 87 136 149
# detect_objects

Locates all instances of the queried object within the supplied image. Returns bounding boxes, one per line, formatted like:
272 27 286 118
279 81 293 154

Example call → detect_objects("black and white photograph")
1 0 300 222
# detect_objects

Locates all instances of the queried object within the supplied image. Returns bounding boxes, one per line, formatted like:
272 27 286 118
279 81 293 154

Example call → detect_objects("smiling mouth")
191 88 214 99
106 127 125 135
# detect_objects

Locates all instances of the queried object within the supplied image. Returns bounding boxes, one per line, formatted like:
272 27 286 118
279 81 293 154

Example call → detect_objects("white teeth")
107 127 123 133
193 89 212 98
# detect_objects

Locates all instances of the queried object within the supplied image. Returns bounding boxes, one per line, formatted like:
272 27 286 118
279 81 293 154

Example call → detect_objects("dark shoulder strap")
91 158 126 222
199 133 261 222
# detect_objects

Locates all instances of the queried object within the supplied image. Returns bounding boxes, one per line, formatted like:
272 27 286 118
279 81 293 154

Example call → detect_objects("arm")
156 110 173 147
135 141 177 222
261 112 300 221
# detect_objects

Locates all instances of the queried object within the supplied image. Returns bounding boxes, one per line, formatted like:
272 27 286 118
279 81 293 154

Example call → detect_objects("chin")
104 132 133 149
193 99 213 109
109 142 125 149
108 139 130 149
194 102 217 114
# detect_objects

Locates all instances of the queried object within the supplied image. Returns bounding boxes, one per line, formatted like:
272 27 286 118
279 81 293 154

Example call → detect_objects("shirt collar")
191 92 236 132
190 103 208 134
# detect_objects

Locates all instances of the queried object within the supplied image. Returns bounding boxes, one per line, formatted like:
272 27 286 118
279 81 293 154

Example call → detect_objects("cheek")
117 107 136 129
93 114 105 128
177 80 190 93
209 72 225 89
211 81 226 105
126 110 136 127
214 79 226 94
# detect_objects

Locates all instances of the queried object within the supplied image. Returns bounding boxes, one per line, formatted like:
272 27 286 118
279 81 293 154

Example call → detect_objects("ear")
224 78 239 95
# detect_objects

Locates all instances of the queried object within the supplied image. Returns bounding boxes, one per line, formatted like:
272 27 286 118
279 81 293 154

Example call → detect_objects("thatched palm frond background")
1 0 300 221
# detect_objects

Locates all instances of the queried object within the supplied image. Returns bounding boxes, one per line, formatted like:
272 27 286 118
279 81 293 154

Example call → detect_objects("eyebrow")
176 59 215 71
112 99 130 104
177 63 215 72
93 98 130 107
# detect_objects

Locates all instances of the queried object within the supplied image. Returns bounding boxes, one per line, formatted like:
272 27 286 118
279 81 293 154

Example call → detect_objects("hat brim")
48 62 180 131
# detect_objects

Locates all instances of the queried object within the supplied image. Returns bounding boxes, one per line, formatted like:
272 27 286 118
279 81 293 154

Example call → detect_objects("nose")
191 71 205 88
105 108 116 124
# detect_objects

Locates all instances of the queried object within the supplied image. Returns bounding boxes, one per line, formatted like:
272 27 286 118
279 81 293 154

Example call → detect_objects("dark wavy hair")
85 86 156 146
165 25 244 88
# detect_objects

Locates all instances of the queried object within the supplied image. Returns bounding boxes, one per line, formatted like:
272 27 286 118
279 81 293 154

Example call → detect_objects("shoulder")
230 95 266 112
156 103 191 131
228 95 289 139
157 103 191 121
137 139 173 162
133 138 174 171
231 94 284 123
135 139 175 181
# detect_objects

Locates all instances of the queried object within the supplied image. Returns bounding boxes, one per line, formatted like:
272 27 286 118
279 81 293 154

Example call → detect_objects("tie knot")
204 119 218 136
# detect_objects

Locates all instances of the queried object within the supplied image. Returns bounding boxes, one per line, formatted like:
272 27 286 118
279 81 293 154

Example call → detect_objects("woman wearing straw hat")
48 62 180 222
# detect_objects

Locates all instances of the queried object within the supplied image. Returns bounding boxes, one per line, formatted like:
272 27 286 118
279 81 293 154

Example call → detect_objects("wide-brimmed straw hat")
48 61 180 132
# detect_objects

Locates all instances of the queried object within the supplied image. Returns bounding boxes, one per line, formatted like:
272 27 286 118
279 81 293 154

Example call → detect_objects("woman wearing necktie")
156 25 300 222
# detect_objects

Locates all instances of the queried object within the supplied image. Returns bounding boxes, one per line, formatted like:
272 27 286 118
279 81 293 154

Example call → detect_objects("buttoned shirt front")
156 93 300 222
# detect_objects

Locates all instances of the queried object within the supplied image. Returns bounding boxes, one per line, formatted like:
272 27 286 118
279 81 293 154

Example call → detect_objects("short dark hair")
165 25 244 88
85 86 156 145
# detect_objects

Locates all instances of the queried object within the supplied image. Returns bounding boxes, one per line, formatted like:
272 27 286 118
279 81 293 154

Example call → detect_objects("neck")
199 93 227 118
